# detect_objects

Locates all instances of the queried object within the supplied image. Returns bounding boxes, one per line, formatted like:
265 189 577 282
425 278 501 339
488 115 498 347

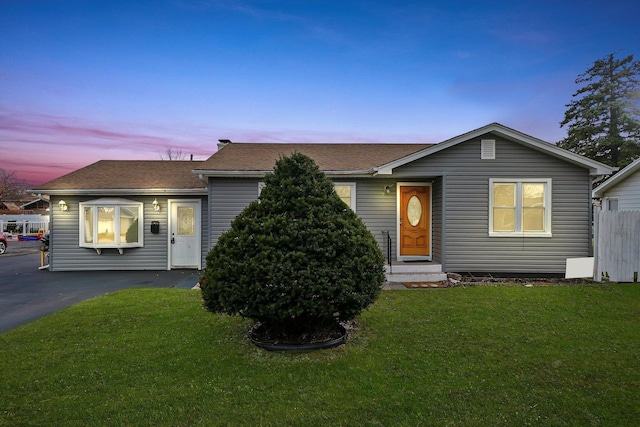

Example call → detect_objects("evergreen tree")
200 153 385 338
559 53 640 169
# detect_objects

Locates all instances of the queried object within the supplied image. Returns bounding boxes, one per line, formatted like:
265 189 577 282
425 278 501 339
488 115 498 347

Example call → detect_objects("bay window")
80 198 144 252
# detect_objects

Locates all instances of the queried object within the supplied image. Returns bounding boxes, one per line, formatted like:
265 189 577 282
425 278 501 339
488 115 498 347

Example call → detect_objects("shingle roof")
1 202 20 211
34 160 206 191
195 143 432 173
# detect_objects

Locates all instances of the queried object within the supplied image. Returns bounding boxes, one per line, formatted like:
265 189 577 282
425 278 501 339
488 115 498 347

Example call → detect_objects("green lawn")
1 285 639 426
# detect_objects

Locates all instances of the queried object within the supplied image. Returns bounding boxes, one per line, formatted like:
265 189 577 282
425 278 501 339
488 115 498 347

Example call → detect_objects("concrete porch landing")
385 261 447 283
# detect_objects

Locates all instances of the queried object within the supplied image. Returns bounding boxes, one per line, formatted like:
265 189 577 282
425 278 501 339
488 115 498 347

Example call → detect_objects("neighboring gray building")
593 157 640 211
34 123 614 276
592 157 640 282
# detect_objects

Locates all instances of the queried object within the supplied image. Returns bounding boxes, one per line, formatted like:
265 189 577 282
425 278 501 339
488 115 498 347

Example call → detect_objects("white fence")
595 210 640 282
0 214 50 236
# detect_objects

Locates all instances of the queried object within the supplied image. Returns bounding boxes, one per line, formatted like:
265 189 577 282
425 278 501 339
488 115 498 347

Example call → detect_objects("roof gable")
374 123 614 176
196 123 614 178
593 157 640 197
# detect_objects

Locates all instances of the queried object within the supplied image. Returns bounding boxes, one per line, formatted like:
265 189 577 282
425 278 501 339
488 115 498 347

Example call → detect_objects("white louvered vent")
481 139 495 159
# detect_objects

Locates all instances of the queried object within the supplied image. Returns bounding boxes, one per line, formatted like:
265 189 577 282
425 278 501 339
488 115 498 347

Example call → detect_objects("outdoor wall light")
58 200 68 211
152 198 160 213
384 184 393 194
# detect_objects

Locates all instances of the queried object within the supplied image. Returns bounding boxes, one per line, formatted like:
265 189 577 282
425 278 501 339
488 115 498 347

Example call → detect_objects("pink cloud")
0 108 447 186
1 110 174 149
1 112 153 184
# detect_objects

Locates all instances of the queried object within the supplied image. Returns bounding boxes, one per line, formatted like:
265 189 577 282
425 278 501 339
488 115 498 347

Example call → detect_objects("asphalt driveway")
0 243 201 333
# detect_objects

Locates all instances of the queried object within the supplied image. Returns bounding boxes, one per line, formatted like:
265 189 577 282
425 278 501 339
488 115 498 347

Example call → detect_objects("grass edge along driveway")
1 284 639 426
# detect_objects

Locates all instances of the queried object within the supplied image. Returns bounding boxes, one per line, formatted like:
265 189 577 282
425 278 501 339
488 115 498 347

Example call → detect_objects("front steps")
385 261 448 283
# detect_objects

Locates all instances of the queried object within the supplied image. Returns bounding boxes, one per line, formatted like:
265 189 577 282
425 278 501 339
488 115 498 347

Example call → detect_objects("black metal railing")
382 231 392 274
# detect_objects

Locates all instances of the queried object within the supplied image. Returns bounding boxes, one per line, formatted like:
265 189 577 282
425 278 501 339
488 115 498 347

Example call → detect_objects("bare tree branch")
160 147 187 161
0 168 29 202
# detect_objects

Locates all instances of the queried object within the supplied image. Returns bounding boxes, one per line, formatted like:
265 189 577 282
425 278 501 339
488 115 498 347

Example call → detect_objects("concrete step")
386 262 443 274
385 272 448 283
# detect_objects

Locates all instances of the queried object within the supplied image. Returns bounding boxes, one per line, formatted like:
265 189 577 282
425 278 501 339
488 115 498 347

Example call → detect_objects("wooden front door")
399 185 431 258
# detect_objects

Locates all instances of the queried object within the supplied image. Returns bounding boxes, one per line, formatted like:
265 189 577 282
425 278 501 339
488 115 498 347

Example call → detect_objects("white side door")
169 200 201 269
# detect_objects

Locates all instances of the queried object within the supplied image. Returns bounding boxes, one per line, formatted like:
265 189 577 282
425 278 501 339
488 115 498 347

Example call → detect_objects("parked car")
0 231 7 255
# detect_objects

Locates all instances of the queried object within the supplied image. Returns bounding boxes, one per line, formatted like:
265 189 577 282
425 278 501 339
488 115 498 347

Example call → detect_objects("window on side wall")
259 182 356 211
334 183 356 211
79 198 144 249
489 179 551 237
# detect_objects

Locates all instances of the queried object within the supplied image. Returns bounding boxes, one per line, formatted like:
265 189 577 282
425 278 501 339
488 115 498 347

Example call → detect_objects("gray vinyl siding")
347 179 442 264
393 134 593 274
209 178 261 247
207 178 410 263
49 195 206 271
431 176 443 263
602 170 640 210
339 179 397 262
200 198 209 266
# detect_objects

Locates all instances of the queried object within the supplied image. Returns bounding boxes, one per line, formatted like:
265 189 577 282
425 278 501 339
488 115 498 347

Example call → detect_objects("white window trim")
606 197 619 211
79 198 144 253
334 182 357 212
258 181 356 211
489 178 552 237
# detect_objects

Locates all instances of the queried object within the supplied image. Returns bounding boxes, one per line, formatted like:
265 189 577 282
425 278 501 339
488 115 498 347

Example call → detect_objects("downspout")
591 172 601 281
592 201 602 281
441 174 446 271
589 175 594 258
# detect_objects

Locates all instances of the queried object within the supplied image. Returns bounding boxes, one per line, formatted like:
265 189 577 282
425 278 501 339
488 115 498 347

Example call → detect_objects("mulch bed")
401 276 595 289
459 276 594 286
249 322 346 345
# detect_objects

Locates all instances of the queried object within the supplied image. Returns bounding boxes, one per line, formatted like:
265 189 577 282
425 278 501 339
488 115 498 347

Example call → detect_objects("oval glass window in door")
407 195 422 226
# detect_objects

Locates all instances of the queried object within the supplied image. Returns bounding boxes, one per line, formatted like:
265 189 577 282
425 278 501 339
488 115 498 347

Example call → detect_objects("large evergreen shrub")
200 153 385 337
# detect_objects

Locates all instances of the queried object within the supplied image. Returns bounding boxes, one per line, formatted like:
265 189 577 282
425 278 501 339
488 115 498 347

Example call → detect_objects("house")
0 195 50 237
592 157 640 282
592 157 640 210
34 123 614 276
32 160 207 271
0 194 49 214
20 194 50 213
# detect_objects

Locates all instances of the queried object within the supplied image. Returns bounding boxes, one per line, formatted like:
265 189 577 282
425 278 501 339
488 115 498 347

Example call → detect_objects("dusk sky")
1 1 639 186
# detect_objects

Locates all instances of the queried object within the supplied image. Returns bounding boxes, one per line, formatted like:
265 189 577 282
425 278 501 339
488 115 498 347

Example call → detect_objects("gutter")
27 188 208 196
194 169 374 178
